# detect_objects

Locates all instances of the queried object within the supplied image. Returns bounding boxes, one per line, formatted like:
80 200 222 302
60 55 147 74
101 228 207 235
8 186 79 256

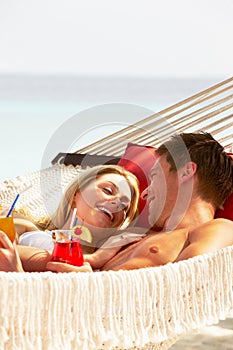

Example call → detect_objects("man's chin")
148 215 161 229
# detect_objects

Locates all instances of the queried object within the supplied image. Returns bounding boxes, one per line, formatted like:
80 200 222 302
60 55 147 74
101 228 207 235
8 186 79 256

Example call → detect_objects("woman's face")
73 173 132 231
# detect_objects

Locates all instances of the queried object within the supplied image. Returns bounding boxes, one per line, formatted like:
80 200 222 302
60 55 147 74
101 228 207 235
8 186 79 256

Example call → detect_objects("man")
1 132 233 272
97 132 233 270
43 132 233 272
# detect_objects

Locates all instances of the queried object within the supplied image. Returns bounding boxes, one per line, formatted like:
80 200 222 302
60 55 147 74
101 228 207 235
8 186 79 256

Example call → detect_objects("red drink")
51 239 84 266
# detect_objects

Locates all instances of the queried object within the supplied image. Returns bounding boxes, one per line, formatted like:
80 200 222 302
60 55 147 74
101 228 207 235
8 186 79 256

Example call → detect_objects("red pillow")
118 143 157 228
215 193 233 220
215 153 233 221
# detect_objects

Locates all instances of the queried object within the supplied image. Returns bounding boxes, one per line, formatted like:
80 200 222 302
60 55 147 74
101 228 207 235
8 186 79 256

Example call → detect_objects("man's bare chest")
102 229 189 271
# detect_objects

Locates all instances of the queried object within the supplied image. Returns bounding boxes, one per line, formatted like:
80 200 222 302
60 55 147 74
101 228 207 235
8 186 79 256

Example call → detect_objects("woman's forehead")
96 173 132 192
97 172 127 184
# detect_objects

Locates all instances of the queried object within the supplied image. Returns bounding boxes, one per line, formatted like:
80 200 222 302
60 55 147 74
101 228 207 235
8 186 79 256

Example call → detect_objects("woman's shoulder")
18 230 54 251
13 215 38 235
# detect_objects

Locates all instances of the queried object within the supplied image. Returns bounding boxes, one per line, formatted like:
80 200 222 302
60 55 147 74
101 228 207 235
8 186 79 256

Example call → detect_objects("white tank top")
18 231 54 251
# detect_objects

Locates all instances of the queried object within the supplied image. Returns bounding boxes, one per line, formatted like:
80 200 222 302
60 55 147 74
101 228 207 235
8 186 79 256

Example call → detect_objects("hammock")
0 77 232 350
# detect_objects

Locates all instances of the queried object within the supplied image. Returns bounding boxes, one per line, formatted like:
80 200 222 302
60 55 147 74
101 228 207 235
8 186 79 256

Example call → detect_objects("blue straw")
6 194 20 217
6 185 32 218
73 217 78 227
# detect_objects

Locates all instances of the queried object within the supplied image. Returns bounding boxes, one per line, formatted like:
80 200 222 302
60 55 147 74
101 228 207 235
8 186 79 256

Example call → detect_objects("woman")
15 164 140 253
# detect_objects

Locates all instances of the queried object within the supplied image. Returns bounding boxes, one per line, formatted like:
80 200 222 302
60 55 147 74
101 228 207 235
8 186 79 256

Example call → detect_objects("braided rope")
75 77 233 156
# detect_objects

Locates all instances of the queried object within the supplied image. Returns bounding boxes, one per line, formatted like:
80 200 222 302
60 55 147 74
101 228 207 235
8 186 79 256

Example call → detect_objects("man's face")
145 155 179 228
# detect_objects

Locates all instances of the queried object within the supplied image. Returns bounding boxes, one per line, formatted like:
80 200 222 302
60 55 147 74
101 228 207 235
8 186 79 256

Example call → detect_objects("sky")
0 0 232 78
0 0 232 182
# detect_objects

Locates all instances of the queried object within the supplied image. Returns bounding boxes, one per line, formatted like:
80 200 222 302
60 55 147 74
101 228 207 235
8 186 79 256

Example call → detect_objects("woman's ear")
178 162 197 183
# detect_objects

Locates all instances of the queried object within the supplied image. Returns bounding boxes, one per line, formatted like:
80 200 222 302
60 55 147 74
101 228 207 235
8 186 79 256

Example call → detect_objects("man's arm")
175 218 233 262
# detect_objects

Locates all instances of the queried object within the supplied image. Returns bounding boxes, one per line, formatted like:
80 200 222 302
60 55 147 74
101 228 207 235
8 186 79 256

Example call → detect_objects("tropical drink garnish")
73 225 93 243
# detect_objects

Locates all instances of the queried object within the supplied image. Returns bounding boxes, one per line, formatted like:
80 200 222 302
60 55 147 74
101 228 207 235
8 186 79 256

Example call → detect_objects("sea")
0 74 223 182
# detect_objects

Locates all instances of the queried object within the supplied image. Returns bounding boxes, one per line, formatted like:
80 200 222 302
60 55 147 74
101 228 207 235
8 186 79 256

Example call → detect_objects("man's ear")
178 162 197 183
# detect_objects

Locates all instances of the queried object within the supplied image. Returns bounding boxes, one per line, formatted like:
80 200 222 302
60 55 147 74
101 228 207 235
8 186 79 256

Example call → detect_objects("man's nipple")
149 246 159 253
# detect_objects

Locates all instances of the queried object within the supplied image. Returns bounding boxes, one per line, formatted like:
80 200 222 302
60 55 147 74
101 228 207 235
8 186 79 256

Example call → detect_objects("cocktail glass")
0 215 16 242
51 230 84 267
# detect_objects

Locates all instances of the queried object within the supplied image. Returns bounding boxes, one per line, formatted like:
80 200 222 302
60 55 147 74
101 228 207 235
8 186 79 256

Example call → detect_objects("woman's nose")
111 198 126 210
141 187 149 200
110 199 120 207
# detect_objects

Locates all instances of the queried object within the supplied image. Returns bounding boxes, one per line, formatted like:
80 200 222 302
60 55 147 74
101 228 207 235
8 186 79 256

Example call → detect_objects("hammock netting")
0 77 232 350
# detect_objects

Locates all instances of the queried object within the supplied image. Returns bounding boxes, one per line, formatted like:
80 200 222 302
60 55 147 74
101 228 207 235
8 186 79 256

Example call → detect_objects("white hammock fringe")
0 246 232 350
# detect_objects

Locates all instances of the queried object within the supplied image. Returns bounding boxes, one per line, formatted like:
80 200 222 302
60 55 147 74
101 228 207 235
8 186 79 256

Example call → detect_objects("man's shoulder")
189 218 233 243
192 217 233 230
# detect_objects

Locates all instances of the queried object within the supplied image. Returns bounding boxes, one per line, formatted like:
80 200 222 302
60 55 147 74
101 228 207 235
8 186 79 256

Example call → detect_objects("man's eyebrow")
149 169 155 180
149 166 158 178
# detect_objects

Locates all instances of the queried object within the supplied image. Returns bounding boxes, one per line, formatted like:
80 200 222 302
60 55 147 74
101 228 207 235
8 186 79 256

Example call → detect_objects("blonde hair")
37 165 139 231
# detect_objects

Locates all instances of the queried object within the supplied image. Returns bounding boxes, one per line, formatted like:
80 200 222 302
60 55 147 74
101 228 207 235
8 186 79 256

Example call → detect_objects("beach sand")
170 318 233 349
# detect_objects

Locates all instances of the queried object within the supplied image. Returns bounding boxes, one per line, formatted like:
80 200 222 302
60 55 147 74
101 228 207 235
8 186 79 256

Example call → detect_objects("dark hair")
156 132 233 209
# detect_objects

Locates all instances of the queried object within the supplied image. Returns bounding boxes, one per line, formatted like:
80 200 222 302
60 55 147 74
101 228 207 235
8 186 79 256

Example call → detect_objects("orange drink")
0 216 16 242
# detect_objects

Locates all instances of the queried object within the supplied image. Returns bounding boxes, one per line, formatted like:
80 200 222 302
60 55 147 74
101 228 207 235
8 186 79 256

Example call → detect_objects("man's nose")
141 187 149 200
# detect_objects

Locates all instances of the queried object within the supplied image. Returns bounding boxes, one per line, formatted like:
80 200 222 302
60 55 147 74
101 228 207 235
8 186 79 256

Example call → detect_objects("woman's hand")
84 231 146 270
46 261 93 273
100 231 146 249
0 230 24 272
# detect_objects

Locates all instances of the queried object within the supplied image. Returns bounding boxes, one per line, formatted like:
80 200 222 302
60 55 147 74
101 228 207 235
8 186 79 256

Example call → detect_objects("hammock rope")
75 77 233 156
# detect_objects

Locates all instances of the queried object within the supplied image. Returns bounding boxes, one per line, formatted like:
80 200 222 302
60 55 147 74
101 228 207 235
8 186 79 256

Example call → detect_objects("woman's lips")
96 206 114 221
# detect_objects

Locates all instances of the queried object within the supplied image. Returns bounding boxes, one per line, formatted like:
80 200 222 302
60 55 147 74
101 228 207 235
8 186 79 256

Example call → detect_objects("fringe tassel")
0 245 232 350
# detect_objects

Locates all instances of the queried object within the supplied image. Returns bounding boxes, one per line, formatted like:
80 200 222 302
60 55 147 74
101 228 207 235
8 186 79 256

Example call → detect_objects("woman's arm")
16 245 52 272
0 231 24 272
17 244 91 273
13 214 39 237
16 230 146 273
45 261 93 273
85 231 146 269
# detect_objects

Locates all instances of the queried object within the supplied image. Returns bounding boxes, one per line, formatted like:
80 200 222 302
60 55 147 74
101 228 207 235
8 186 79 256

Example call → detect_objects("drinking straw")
73 217 78 227
6 184 33 218
6 194 20 217
69 208 77 247
70 208 77 229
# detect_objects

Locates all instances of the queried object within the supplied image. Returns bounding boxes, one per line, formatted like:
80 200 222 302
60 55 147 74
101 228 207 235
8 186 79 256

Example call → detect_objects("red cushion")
215 193 233 220
118 143 157 228
215 153 233 221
